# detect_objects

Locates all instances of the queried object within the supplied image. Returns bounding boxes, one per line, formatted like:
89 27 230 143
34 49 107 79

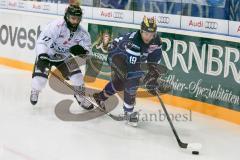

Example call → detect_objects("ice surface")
0 65 240 160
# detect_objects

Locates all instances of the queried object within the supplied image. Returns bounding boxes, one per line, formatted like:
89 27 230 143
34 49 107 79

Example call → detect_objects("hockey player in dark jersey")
93 16 169 126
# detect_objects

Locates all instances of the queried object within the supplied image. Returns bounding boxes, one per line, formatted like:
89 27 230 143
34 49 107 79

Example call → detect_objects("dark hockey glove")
69 45 88 57
143 74 172 96
143 70 159 96
143 64 172 96
37 53 50 72
156 79 173 94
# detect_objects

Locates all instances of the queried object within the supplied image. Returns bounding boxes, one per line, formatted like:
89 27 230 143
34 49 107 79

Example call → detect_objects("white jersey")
36 18 92 60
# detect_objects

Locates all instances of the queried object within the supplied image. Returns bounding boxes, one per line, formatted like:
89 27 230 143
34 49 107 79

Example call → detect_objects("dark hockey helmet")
141 16 157 33
64 5 83 32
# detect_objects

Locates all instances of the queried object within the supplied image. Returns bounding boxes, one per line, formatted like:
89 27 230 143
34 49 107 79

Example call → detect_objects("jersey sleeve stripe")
126 49 141 57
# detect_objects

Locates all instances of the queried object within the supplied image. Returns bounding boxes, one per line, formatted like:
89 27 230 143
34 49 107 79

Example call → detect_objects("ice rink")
0 65 240 160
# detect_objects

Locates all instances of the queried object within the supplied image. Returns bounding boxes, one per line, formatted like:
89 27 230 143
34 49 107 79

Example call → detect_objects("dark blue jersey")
108 30 162 79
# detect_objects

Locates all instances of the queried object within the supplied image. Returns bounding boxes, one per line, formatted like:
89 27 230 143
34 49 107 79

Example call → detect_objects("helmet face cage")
141 16 157 33
64 5 82 32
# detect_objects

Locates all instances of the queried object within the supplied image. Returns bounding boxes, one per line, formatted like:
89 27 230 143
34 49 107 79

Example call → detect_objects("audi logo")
205 21 218 30
157 16 170 24
113 12 124 19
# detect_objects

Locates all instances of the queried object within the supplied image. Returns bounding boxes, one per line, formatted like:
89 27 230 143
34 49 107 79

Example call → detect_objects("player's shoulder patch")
129 31 137 39
79 26 90 37
41 19 62 34
79 25 87 33
148 34 162 53
52 18 65 28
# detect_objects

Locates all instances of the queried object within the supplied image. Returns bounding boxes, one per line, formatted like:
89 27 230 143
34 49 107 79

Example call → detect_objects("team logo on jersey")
63 41 69 45
126 41 133 48
74 39 81 43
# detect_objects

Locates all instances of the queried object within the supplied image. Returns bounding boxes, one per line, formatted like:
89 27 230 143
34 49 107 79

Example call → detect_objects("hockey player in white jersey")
30 5 94 110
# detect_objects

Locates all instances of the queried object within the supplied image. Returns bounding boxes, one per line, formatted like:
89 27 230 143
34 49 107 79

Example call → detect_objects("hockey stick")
40 53 125 121
39 54 70 63
156 90 202 151
48 69 125 121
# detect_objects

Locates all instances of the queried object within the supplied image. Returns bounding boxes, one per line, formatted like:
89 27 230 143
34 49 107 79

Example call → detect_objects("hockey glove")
143 64 172 96
38 53 50 72
143 70 159 96
69 45 88 57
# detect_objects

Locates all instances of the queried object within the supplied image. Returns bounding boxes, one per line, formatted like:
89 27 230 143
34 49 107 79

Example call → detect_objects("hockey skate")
74 94 94 110
125 111 139 127
30 89 40 105
93 92 106 111
74 86 94 110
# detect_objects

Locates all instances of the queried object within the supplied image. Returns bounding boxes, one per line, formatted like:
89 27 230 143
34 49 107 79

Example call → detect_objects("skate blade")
127 121 138 127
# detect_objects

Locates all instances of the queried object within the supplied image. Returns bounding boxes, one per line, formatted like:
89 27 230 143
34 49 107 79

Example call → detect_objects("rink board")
0 9 240 124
